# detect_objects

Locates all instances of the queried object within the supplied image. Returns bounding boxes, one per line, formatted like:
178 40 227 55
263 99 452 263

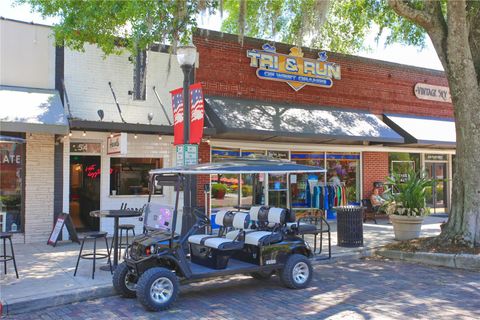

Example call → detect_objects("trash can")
335 206 364 247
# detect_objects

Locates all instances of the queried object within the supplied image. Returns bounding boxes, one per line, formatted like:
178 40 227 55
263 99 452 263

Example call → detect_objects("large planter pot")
389 214 424 241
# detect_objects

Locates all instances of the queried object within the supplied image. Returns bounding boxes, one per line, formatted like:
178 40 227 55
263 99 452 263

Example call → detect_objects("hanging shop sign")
414 83 452 103
247 44 341 91
425 154 448 161
107 133 127 155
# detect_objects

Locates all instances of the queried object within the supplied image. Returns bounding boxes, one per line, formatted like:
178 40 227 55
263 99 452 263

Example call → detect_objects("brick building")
193 30 455 217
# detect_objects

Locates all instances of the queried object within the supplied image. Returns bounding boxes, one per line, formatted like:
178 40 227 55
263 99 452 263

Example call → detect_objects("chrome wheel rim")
293 262 309 284
125 272 136 291
150 277 173 304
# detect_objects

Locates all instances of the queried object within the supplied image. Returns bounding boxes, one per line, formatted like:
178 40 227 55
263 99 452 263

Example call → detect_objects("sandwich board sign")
47 213 80 246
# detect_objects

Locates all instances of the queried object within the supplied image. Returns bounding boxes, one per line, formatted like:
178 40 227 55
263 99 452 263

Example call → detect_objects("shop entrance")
425 162 448 214
69 156 100 231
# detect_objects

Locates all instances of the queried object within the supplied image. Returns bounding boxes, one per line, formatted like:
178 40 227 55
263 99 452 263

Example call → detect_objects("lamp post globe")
176 45 197 67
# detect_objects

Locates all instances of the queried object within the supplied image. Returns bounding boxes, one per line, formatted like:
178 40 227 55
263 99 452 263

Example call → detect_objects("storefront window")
0 134 24 233
268 173 287 207
326 153 360 203
389 153 420 181
110 158 163 195
211 148 241 208
290 152 327 208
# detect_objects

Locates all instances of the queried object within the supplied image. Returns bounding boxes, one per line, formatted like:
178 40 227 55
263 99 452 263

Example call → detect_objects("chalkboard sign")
47 213 80 246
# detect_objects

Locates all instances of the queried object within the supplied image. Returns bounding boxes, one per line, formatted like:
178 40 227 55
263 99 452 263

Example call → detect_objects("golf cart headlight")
145 245 156 256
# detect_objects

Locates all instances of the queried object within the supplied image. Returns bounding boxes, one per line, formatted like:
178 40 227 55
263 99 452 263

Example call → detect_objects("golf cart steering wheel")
192 208 209 225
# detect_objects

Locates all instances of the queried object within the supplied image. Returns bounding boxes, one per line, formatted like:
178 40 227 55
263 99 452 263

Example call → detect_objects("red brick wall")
362 152 389 199
196 141 211 208
194 30 453 118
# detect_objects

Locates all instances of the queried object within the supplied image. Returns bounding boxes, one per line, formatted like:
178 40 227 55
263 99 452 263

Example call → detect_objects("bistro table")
90 209 142 270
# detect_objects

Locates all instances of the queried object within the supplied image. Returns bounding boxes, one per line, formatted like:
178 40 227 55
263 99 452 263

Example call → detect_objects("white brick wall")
63 131 183 237
64 44 184 125
24 133 55 243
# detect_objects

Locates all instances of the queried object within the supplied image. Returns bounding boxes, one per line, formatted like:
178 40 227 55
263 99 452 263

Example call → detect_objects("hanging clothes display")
310 184 347 212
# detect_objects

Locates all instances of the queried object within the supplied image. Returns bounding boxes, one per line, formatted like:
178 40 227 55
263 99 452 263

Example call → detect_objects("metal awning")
0 85 68 134
150 158 326 175
205 96 404 144
383 114 456 148
0 135 26 143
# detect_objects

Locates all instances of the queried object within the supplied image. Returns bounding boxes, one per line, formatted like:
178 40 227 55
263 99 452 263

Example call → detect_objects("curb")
2 284 115 316
376 249 480 271
1 249 377 316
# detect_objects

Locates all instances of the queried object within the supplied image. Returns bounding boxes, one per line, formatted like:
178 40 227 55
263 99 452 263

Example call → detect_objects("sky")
1 0 443 71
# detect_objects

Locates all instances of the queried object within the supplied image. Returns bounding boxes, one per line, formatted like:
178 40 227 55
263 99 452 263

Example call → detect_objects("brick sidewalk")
7 258 479 320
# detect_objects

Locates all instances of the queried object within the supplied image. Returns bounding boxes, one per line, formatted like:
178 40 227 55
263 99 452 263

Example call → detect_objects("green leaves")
220 0 427 54
384 169 434 216
18 0 217 55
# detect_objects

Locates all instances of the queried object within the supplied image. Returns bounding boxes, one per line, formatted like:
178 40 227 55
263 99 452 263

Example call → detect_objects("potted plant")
211 183 227 199
383 170 433 241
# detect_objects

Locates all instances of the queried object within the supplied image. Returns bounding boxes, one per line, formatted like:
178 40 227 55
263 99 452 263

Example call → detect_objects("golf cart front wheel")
280 254 313 289
136 267 179 311
112 262 137 298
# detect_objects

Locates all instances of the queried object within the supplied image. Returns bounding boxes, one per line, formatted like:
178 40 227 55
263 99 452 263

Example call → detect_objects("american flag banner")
170 88 184 145
189 83 205 144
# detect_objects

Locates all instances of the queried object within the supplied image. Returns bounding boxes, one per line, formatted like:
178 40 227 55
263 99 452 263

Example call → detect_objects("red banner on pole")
189 83 205 144
171 88 184 145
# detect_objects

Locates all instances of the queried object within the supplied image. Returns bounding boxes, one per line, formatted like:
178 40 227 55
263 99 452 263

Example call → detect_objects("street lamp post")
176 45 197 235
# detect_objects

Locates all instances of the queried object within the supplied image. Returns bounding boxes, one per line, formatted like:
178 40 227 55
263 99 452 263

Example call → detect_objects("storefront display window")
110 158 163 195
290 152 327 208
211 148 241 208
268 173 287 207
0 134 24 233
389 153 420 181
326 153 360 203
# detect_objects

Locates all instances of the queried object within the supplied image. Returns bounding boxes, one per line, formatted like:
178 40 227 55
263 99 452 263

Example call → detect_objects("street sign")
176 144 198 166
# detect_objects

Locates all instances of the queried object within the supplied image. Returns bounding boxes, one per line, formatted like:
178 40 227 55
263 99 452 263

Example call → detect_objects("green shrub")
242 185 253 197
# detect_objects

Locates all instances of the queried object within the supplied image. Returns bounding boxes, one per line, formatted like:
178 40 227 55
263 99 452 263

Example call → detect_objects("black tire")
136 267 179 311
280 254 313 289
250 271 273 280
113 262 137 298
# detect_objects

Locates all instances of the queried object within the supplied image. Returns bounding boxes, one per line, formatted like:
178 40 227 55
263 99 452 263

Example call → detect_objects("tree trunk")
438 1 480 247
389 0 480 246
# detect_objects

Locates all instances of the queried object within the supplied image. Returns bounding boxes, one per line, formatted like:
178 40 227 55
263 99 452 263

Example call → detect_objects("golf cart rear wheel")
250 271 273 280
280 254 313 289
112 262 137 298
136 267 179 311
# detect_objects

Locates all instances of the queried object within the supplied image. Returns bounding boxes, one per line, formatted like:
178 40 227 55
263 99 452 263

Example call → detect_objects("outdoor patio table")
89 209 142 270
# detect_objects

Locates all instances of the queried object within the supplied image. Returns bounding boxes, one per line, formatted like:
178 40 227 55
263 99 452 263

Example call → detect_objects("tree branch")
387 0 434 30
388 0 448 70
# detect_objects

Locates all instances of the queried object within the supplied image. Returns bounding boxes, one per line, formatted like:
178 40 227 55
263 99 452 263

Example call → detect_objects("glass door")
425 162 448 214
70 155 101 231
268 173 287 207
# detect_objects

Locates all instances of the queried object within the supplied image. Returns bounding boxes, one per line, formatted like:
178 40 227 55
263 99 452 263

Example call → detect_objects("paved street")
7 258 479 320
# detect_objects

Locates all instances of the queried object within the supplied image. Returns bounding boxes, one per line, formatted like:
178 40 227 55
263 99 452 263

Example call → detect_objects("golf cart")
113 158 328 311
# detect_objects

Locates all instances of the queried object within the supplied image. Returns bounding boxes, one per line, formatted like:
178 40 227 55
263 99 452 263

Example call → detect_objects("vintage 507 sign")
247 44 341 91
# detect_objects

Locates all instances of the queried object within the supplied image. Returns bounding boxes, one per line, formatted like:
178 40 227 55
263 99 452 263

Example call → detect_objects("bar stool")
74 231 112 279
0 232 18 278
111 224 136 259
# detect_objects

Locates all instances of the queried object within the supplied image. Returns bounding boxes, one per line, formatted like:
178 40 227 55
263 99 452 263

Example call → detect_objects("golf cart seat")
202 212 250 250
244 207 287 246
225 206 268 240
188 210 233 245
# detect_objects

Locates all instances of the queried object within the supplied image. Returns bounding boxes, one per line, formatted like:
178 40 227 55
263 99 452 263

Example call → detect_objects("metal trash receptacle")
335 206 364 247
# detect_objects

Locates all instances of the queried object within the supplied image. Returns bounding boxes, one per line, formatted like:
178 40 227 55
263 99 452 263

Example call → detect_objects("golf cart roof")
150 158 326 175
